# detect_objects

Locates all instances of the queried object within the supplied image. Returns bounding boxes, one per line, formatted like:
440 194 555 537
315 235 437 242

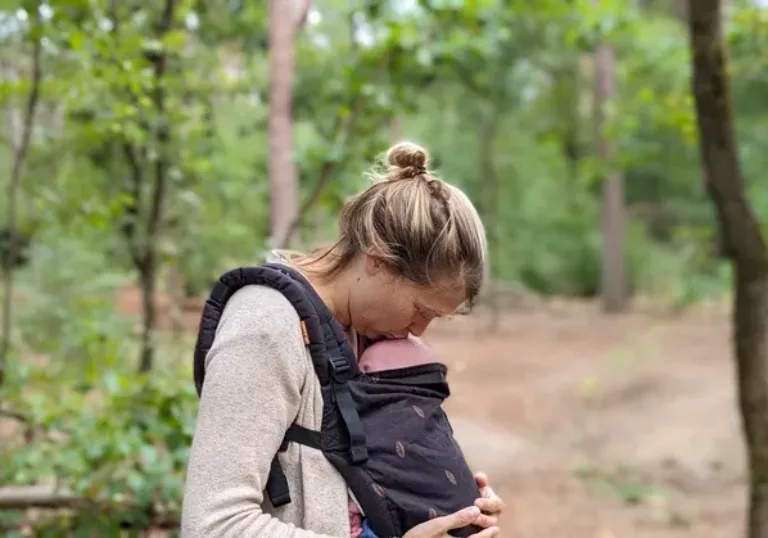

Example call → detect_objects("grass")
573 462 664 506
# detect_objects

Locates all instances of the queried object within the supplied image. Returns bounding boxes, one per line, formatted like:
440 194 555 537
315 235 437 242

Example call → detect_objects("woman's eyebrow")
418 302 445 318
416 302 437 316
450 300 471 316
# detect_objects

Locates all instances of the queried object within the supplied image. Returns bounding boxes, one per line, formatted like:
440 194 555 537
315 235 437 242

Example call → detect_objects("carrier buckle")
328 355 351 381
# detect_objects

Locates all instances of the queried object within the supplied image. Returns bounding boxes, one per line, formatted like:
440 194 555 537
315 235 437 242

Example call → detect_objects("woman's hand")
401 472 505 538
402 506 500 538
472 472 505 529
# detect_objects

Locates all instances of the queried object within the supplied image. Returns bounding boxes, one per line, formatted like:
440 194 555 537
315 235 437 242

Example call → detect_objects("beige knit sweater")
181 284 350 538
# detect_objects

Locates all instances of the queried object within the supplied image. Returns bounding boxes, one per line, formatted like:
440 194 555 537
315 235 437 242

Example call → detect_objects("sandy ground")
422 300 745 538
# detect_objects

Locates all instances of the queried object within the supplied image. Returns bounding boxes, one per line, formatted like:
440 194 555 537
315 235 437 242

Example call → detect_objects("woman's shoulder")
202 283 311 387
222 283 299 319
210 285 304 362
217 284 302 339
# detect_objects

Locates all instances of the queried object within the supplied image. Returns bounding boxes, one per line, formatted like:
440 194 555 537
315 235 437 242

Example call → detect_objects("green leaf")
162 29 188 53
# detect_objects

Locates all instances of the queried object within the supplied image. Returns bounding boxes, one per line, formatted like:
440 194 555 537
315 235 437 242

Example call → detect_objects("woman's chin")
365 333 388 342
381 333 408 340
364 332 408 342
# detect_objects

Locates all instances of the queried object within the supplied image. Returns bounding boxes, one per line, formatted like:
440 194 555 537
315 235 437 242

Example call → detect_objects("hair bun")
386 142 429 177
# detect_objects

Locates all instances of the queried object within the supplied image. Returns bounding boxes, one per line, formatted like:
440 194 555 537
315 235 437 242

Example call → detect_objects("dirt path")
423 302 744 537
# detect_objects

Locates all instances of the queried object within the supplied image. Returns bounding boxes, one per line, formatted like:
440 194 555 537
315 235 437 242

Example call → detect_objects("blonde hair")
282 141 487 305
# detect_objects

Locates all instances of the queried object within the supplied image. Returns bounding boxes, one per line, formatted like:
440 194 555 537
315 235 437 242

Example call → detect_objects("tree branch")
146 0 176 248
295 0 311 30
0 485 82 510
452 60 485 96
0 407 28 423
279 95 363 248
1 16 43 387
0 407 60 443
107 0 148 272
0 485 179 529
121 143 146 270
0 411 33 443
687 0 767 273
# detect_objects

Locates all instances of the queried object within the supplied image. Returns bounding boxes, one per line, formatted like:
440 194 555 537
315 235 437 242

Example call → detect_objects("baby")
349 335 471 538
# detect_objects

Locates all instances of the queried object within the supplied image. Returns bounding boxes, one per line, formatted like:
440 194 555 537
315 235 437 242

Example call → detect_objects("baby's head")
358 335 439 373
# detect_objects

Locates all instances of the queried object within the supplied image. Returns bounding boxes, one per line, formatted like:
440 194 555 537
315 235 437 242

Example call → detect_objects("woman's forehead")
415 284 467 316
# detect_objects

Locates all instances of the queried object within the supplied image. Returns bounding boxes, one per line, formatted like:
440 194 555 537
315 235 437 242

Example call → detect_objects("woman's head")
285 141 487 339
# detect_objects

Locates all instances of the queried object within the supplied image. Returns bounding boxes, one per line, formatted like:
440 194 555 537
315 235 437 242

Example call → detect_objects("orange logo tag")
300 320 310 345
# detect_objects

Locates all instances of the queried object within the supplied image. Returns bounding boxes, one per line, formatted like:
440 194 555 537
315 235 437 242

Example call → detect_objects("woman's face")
347 256 467 340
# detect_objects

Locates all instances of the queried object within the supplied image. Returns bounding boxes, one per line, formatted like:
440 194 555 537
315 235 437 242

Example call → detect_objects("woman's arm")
181 285 338 538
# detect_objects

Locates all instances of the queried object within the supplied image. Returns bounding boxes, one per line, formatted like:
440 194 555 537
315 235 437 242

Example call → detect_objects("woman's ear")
363 251 388 276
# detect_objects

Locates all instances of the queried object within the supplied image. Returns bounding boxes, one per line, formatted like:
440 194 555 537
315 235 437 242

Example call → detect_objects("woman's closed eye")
414 304 431 322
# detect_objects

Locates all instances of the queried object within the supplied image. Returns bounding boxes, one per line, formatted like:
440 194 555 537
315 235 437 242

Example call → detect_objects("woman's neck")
311 275 352 328
286 258 354 329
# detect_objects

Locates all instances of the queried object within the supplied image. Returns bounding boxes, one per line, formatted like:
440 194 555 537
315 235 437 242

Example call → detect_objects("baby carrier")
193 263 482 538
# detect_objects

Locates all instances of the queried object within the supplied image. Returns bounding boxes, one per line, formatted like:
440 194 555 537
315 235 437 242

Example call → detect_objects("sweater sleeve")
180 285 339 538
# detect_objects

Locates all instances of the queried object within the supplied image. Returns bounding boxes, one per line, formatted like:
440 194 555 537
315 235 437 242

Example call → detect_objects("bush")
1 363 197 535
13 234 133 381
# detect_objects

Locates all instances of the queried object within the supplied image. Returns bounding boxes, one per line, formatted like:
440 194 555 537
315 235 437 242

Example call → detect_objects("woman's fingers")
404 506 482 538
474 472 490 490
466 525 501 538
471 472 504 530
473 471 504 517
472 513 499 529
431 506 482 534
404 493 503 538
475 493 504 516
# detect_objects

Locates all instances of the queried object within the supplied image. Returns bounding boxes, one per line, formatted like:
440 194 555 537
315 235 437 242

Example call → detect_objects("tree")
267 0 300 250
687 1 768 536
113 0 179 373
593 0 628 313
62 0 184 373
0 5 43 387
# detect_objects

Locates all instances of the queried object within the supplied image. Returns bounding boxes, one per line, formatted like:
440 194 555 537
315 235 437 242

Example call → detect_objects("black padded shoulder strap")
193 264 329 397
193 263 369 509
262 263 367 464
262 262 358 378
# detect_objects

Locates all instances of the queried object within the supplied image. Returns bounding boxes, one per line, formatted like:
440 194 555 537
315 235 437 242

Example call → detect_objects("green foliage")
1 361 195 533
14 233 132 374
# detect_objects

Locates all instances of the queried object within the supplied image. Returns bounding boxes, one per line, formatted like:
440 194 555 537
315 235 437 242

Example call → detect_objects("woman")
181 142 505 538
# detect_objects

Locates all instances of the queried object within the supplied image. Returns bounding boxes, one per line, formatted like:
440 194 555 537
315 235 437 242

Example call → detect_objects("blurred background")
0 0 765 536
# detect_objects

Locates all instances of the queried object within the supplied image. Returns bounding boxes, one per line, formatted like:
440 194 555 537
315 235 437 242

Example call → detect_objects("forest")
1 0 768 536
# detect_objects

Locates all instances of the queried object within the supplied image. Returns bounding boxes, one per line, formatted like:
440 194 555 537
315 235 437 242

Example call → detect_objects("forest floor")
18 288 747 537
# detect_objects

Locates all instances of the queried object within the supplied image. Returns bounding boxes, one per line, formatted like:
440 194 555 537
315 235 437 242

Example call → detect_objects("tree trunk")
0 30 42 388
562 59 581 185
593 8 627 313
268 0 299 250
280 95 362 249
687 1 768 536
166 259 185 340
136 0 176 373
389 116 404 141
138 260 157 373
